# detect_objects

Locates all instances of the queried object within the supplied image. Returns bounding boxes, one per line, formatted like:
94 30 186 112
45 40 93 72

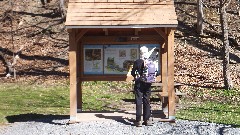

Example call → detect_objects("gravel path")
0 118 239 135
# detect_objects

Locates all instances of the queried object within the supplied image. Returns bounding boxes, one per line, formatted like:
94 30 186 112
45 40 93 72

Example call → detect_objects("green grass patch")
0 81 134 124
0 83 70 123
82 81 134 111
0 82 239 127
178 87 240 127
177 100 240 127
186 87 240 104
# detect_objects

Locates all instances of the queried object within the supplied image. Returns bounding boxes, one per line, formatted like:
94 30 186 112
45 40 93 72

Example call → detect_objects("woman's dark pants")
134 80 151 122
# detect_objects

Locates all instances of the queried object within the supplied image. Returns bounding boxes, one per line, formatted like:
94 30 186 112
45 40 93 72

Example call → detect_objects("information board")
83 44 160 75
104 44 139 74
84 45 103 74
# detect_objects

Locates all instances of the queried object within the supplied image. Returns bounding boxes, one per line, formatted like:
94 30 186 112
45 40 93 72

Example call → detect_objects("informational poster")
104 45 139 74
83 44 160 75
84 45 103 74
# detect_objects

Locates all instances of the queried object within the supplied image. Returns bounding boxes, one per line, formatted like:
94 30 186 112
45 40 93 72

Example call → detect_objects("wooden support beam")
76 29 89 43
167 28 175 120
67 28 72 33
156 44 162 82
77 79 82 112
77 41 82 112
134 28 141 35
154 28 167 41
69 29 77 122
81 35 161 44
103 28 108 36
161 28 168 114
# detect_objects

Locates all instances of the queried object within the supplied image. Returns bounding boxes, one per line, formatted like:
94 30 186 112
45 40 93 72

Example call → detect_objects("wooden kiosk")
65 0 178 122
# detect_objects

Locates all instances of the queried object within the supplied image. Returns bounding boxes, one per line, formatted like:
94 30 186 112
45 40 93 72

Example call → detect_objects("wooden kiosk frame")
65 0 178 122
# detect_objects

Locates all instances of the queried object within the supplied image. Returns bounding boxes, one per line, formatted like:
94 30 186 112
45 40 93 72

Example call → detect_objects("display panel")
84 45 103 74
104 45 139 74
83 44 160 75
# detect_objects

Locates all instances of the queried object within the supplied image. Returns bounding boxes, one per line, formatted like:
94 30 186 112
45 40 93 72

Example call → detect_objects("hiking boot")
134 121 142 127
142 121 153 126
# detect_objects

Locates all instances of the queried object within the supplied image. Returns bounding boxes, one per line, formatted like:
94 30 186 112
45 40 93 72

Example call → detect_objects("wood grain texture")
65 1 177 27
69 30 77 119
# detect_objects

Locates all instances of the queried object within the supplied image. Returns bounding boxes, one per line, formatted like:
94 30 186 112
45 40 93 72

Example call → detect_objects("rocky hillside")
0 0 239 88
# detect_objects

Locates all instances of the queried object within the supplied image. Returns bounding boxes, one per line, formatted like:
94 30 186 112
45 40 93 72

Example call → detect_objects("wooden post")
69 29 77 122
167 28 175 121
76 41 82 112
161 28 168 116
77 80 82 112
76 29 88 113
77 41 82 112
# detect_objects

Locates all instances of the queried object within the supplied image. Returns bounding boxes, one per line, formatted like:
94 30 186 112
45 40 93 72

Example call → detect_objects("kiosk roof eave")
65 24 178 29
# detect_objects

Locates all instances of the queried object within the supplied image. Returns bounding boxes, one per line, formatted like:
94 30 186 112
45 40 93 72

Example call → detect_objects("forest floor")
0 0 240 90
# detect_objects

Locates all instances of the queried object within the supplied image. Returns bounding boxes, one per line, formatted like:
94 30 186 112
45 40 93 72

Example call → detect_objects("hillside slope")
0 0 69 84
0 0 239 88
174 0 240 88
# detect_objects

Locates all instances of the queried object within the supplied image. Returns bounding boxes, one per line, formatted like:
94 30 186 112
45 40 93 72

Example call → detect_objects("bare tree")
219 0 233 89
0 0 24 78
59 0 68 20
40 0 68 20
40 0 50 6
8 0 16 78
237 0 240 15
197 0 204 35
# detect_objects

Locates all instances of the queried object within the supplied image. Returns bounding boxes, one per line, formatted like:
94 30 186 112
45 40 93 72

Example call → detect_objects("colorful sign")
83 44 160 75
104 45 139 74
84 45 103 74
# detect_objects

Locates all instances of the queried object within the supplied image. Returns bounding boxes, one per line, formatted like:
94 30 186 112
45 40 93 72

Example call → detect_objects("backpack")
140 59 157 83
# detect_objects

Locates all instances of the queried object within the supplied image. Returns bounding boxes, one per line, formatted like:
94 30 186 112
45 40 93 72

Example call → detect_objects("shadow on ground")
92 109 167 126
5 113 69 125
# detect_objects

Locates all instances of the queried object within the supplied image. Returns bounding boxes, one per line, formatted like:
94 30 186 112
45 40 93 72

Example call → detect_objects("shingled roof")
65 0 178 28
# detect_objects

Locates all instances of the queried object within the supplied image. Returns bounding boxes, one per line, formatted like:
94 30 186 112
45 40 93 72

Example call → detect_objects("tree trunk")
59 0 67 19
10 0 16 79
220 0 232 90
197 0 204 35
